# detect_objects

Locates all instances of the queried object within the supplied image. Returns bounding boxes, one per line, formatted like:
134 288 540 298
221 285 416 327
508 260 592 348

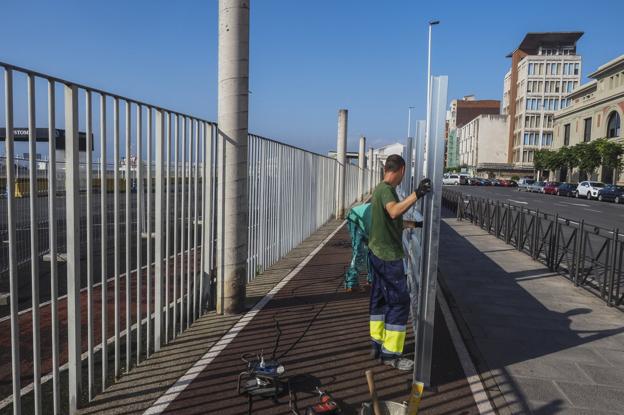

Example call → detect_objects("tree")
533 149 555 179
556 146 579 182
574 141 601 180
595 138 624 172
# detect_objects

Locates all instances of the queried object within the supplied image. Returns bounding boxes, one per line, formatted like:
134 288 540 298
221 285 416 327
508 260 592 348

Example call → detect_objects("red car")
543 181 561 195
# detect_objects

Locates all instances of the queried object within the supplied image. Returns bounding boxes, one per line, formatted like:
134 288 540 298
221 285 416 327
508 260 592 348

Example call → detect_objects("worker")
368 154 431 371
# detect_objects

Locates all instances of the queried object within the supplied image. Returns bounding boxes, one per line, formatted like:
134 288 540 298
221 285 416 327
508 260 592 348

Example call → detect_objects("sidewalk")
439 215 624 414
77 219 480 415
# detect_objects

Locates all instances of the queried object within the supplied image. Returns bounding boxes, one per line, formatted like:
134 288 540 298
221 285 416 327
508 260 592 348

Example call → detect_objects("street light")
425 19 440 170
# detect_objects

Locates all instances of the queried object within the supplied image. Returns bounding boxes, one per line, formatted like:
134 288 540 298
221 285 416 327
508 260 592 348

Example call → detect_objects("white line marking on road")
437 290 496 415
583 208 601 213
561 202 589 207
507 199 528 205
143 221 347 415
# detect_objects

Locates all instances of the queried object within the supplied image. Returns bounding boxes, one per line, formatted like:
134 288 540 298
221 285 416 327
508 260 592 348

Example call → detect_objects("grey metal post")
405 136 413 193
414 121 426 185
357 136 366 201
335 109 347 218
217 0 249 315
414 76 448 385
65 83 82 413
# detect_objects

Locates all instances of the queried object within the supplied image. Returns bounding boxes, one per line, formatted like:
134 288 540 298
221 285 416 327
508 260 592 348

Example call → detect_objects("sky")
1 0 623 155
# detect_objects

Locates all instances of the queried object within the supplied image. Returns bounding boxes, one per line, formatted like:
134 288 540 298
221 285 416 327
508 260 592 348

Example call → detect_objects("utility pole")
358 136 366 201
335 109 347 219
217 0 250 315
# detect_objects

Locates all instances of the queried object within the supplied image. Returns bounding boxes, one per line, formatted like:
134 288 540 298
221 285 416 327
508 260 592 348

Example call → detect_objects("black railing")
442 188 624 309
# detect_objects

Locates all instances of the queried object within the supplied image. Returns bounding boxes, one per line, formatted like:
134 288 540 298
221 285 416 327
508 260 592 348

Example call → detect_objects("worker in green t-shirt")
369 154 431 371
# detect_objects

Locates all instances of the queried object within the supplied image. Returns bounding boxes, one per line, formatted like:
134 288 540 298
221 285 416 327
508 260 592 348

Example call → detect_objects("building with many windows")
553 54 624 184
502 32 583 168
457 114 509 177
445 95 500 169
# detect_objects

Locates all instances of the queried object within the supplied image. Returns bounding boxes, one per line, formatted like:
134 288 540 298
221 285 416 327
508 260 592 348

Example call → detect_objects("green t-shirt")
368 181 404 261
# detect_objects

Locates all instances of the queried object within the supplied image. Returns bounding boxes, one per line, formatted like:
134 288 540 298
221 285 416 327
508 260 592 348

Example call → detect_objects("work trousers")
368 251 410 358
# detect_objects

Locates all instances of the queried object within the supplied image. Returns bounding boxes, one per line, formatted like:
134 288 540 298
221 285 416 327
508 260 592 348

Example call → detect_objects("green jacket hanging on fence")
345 203 372 289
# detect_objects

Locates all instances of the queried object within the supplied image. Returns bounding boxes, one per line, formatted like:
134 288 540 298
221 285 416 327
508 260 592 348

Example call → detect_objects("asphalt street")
445 185 624 231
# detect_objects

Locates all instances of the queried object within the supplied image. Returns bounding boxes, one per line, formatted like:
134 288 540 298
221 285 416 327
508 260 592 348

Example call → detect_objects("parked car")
543 181 561 195
517 178 535 191
556 182 577 197
491 179 501 186
528 181 546 193
508 180 518 187
442 173 468 185
576 181 605 200
467 177 482 186
480 179 492 186
597 185 624 203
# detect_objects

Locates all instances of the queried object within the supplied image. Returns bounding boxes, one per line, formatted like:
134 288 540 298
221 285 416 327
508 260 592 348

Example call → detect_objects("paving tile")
555 382 624 412
577 364 624 386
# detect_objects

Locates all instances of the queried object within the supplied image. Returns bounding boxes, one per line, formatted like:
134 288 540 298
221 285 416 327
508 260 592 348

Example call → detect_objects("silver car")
528 181 546 193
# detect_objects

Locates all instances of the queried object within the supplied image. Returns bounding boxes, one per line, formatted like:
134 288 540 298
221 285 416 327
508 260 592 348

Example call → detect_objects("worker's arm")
385 192 418 220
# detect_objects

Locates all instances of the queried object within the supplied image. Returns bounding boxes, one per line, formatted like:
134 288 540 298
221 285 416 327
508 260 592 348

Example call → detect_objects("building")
503 32 583 168
553 54 624 184
445 96 501 169
457 114 509 177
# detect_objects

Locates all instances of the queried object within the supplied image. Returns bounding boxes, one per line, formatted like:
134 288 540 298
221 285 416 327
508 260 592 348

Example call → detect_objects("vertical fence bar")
85 90 94 400
193 120 200 319
136 104 143 362
186 120 193 326
48 79 61 414
173 115 179 336
27 73 42 414
180 117 186 326
146 108 152 356
5 68 21 415
65 83 82 414
201 123 213 307
99 93 108 391
124 101 132 371
154 109 165 350
113 97 121 377
164 112 171 340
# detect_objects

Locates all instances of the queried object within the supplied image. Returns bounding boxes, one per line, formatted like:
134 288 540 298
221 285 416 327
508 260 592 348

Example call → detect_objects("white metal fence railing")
0 61 373 414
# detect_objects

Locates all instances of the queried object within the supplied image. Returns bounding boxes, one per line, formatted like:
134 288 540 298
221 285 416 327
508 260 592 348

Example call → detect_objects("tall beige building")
553 54 624 184
457 114 508 177
502 32 583 168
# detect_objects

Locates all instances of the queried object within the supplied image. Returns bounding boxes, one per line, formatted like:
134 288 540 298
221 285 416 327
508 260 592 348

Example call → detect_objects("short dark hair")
384 154 405 172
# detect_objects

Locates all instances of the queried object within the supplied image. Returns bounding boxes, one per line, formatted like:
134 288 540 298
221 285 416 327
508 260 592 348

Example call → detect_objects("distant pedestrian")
368 154 431 371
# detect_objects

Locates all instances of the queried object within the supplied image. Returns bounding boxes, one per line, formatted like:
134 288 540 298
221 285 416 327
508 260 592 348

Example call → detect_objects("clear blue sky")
1 0 623 155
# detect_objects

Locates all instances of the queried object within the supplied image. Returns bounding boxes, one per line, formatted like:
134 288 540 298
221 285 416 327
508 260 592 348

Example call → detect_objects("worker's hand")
415 178 432 199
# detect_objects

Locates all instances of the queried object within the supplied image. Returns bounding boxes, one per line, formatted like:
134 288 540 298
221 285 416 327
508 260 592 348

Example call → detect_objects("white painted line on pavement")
584 208 601 213
143 221 347 415
507 199 528 205
561 202 589 207
437 290 496 415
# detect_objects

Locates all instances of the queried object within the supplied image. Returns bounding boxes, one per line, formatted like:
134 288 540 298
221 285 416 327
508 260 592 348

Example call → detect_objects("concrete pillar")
217 0 249 315
368 147 374 193
335 109 347 219
357 136 366 201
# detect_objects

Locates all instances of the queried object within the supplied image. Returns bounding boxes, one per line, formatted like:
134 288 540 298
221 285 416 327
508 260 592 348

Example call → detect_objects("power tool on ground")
305 388 341 415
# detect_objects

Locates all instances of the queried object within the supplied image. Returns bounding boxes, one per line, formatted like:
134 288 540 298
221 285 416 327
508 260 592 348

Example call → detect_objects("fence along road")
442 188 624 311
0 61 371 414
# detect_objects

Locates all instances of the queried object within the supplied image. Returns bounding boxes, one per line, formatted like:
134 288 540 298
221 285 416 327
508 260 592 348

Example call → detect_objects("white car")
576 181 605 200
442 173 468 185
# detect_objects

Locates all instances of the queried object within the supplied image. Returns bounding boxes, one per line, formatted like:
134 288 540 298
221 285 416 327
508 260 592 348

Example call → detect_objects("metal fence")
0 61 372 415
442 188 624 310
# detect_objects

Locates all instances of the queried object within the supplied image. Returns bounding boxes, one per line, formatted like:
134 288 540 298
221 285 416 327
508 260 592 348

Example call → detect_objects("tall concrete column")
217 0 249 315
335 109 347 219
357 136 366 201
368 148 374 193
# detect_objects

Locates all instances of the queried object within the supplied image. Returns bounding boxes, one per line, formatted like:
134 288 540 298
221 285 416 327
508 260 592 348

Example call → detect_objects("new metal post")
335 109 347 219
368 147 374 193
217 0 249 315
358 135 366 201
424 20 440 174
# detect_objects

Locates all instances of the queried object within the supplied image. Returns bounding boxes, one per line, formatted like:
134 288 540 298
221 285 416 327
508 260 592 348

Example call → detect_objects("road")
445 185 624 231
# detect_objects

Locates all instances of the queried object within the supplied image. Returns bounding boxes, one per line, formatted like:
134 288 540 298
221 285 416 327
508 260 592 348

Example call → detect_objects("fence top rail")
0 61 345 165
444 188 623 238
249 133 337 161
0 60 217 124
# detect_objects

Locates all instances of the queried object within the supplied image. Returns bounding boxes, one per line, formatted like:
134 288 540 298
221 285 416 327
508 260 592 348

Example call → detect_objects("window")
583 117 592 142
607 111 621 138
564 124 570 146
542 132 553 146
574 63 579 75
